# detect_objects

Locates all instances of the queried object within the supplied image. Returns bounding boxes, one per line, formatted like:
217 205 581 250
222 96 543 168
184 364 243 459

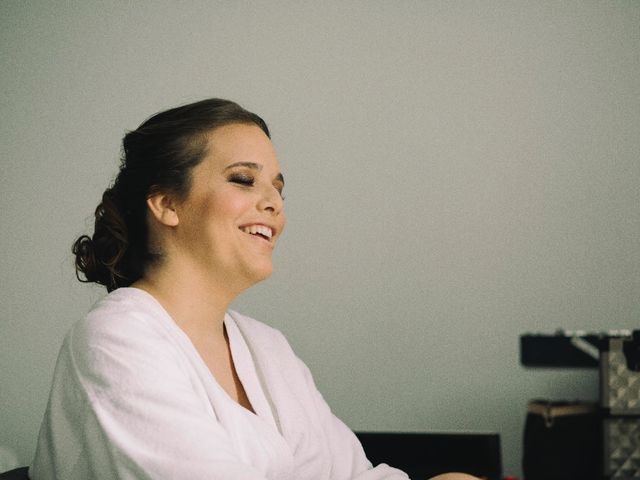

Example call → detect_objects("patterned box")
604 417 640 479
602 338 640 414
601 337 640 479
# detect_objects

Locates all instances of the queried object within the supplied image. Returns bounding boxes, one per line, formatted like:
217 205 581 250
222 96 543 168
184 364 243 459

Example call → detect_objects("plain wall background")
1 1 639 476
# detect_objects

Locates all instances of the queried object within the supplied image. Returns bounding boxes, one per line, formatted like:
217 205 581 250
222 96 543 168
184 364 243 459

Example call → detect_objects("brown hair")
72 98 270 292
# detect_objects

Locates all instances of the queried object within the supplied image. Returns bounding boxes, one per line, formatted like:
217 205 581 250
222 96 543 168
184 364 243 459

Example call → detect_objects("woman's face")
171 123 285 290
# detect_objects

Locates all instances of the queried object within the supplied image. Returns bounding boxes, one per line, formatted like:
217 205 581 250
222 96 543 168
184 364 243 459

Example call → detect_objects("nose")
257 184 284 215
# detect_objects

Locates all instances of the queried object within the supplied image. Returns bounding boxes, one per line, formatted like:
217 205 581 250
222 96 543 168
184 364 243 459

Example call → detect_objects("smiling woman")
145 123 286 295
28 98 475 480
70 99 273 294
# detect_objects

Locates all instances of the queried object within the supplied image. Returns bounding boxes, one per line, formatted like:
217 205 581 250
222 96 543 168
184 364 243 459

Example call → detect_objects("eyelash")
228 174 285 200
229 174 254 187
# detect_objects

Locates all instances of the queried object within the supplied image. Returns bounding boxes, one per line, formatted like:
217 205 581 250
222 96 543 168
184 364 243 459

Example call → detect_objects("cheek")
200 190 252 234
207 191 249 220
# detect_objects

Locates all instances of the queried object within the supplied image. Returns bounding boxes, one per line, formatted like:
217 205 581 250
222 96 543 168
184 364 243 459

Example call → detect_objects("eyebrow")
224 162 285 185
224 161 262 171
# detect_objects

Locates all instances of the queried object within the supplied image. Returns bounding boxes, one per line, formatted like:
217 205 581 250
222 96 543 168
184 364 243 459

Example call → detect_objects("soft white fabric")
30 288 408 480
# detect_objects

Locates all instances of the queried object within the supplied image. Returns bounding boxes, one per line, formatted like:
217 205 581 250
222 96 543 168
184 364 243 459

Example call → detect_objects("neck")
132 258 245 341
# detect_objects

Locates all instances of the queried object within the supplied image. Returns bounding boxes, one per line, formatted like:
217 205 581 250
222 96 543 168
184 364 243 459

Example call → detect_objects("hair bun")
73 187 130 291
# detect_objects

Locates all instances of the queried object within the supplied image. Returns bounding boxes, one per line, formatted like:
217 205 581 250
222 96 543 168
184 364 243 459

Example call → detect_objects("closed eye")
228 174 254 187
274 175 285 200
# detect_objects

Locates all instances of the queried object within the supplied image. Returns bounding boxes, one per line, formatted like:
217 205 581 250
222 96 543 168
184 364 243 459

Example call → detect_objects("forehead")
204 123 279 170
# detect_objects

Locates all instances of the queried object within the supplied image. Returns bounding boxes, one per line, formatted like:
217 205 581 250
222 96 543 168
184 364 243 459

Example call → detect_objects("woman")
30 99 476 480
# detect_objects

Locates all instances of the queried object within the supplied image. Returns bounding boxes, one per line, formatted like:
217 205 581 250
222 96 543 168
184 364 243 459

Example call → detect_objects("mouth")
239 224 274 242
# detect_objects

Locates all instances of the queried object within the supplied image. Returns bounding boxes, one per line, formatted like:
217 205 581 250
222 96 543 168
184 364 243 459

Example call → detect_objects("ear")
146 192 180 227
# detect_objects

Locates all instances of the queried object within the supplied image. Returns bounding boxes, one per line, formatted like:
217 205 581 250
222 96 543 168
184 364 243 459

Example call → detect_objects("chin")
254 266 273 283
243 262 273 286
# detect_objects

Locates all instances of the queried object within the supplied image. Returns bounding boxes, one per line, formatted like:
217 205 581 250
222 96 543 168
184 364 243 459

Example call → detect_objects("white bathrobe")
30 288 408 480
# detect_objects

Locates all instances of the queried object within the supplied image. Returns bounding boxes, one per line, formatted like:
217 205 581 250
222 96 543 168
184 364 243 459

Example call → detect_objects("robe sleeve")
61 312 271 480
295 358 410 480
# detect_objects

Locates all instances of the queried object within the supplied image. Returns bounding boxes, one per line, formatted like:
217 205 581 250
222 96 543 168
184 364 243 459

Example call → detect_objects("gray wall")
1 1 639 476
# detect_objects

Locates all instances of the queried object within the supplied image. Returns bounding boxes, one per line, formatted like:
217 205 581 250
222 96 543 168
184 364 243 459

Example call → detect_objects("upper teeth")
242 225 273 239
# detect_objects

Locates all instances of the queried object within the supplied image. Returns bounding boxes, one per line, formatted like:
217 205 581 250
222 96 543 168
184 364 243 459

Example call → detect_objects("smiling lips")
240 224 274 241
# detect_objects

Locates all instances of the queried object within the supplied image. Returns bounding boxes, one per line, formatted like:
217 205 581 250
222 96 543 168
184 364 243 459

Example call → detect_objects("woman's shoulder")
69 287 177 355
61 288 192 396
